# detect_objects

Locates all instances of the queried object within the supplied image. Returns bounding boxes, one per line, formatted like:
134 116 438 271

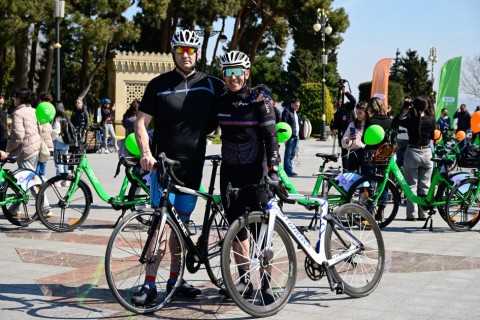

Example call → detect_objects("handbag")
39 139 50 162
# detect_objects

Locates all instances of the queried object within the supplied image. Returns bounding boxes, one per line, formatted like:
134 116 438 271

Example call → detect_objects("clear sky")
124 0 480 108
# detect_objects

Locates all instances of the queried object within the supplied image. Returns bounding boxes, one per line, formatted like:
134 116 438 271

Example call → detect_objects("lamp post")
428 46 438 102
54 0 65 105
313 8 332 141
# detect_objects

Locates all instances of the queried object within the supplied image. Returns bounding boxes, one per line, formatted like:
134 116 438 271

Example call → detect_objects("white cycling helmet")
220 50 251 69
170 30 201 48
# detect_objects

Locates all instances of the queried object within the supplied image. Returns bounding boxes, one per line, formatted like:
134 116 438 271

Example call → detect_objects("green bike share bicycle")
275 122 364 229
346 126 466 230
0 157 44 227
35 152 150 232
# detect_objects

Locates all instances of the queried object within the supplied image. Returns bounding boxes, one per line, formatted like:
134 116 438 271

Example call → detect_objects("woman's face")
356 108 366 121
223 68 250 92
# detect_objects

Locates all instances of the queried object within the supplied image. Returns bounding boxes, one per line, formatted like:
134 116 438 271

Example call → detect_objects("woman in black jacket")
216 50 279 304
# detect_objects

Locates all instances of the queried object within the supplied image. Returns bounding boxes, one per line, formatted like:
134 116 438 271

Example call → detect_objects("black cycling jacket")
216 86 279 167
139 70 224 160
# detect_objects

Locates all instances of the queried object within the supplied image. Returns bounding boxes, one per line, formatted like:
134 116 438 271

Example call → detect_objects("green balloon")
276 122 292 143
125 133 141 157
35 102 56 124
364 124 385 145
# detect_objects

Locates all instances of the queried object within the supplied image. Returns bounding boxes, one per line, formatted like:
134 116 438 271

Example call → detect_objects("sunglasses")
223 68 245 77
173 46 197 55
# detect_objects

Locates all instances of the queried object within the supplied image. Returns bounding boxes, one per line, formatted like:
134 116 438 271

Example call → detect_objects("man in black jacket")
331 85 356 168
281 98 300 176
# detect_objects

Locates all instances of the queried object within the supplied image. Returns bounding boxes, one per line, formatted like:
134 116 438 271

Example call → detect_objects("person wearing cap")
133 29 225 305
0 93 7 151
216 50 279 304
99 98 117 153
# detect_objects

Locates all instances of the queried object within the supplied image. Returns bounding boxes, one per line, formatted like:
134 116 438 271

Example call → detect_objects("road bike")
220 179 384 317
278 153 363 229
0 157 44 227
35 152 150 232
346 133 462 230
104 154 228 314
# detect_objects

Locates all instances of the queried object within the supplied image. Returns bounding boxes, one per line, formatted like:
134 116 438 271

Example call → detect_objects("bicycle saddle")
205 154 222 161
315 153 338 162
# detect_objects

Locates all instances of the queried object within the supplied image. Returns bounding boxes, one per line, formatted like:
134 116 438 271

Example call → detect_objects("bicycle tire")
325 203 385 297
221 211 297 318
105 210 185 314
204 203 228 288
346 176 400 229
36 176 92 232
445 178 480 232
1 182 39 226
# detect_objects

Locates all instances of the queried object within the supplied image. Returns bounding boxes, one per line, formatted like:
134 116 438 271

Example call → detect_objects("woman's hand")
0 151 8 160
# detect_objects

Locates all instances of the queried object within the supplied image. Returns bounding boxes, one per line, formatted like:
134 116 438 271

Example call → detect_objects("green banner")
435 56 462 124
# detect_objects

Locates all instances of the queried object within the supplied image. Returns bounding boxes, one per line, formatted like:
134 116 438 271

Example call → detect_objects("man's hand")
140 152 156 172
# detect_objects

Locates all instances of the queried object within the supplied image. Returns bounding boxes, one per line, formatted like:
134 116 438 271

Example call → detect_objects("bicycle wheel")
105 210 185 314
346 175 400 229
221 211 297 318
445 178 480 232
325 203 385 298
36 176 92 232
204 203 228 288
1 182 38 226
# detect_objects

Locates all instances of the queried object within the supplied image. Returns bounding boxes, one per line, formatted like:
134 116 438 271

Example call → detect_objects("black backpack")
61 118 78 147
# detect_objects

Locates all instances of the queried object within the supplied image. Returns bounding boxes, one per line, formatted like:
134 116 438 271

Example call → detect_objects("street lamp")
428 46 438 102
313 8 332 141
54 0 65 105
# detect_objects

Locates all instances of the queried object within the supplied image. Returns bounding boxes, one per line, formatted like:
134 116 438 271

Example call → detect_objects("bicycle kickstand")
421 210 435 232
113 209 128 228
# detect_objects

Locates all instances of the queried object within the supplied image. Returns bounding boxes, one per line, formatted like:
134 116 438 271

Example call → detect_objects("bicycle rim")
221 212 297 318
446 178 480 232
105 211 185 314
204 205 229 288
326 203 385 298
36 176 91 232
347 176 399 229
1 182 38 227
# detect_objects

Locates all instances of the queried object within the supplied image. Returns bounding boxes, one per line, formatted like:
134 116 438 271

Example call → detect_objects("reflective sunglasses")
223 68 245 77
173 46 197 54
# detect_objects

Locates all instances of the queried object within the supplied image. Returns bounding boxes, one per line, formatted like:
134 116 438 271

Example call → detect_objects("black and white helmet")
220 51 251 69
171 30 201 48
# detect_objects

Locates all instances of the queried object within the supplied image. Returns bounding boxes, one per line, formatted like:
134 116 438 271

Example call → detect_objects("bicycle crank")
186 251 201 273
304 257 324 281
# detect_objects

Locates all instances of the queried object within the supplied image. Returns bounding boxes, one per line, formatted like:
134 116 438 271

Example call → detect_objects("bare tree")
462 53 480 99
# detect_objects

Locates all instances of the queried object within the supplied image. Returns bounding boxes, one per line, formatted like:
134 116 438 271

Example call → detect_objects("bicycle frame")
0 169 36 206
63 153 149 206
372 155 454 208
259 195 363 268
140 182 222 265
278 163 354 207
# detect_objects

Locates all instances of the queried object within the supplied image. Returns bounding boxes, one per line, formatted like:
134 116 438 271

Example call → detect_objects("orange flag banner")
371 58 393 113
